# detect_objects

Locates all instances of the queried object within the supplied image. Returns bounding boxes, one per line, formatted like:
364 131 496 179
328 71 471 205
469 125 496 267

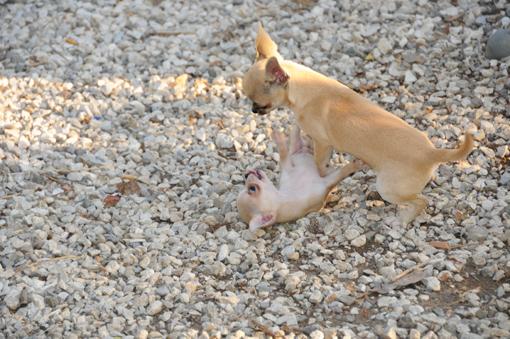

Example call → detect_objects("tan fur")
242 24 475 225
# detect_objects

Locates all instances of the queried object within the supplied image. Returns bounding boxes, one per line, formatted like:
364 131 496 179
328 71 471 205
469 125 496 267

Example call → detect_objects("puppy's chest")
297 112 329 143
280 160 325 197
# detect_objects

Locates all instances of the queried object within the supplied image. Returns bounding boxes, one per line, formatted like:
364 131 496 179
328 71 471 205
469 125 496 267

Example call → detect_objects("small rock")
375 234 386 243
384 326 398 339
137 329 149 339
424 277 441 291
405 70 417 84
215 134 234 149
5 288 22 311
217 244 229 261
472 252 486 266
345 228 360 241
351 235 366 247
466 226 488 241
310 290 323 304
31 293 45 309
440 7 459 17
410 329 421 339
281 245 296 258
67 172 83 182
377 38 393 54
378 296 397 308
422 331 439 339
277 313 298 326
148 301 164 316
500 172 510 185
310 330 325 339
382 95 397 104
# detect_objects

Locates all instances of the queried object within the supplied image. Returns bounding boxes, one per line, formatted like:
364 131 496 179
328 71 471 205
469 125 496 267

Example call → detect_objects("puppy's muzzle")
245 169 263 180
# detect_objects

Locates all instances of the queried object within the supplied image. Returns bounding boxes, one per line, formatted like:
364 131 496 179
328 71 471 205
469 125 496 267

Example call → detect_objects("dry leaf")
214 119 225 129
429 240 451 250
393 269 428 288
359 307 371 319
251 320 275 337
116 179 141 195
64 37 79 46
359 83 380 93
292 0 317 7
345 281 357 293
103 193 121 207
454 210 464 223
325 293 337 303
438 271 452 282
429 241 462 250
365 53 375 61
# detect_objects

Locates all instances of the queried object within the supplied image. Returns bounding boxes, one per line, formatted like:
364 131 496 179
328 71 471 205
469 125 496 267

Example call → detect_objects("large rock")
486 29 510 60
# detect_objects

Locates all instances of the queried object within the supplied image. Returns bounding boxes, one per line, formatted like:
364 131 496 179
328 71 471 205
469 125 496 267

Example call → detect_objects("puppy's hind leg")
376 172 430 226
323 159 365 191
399 195 428 226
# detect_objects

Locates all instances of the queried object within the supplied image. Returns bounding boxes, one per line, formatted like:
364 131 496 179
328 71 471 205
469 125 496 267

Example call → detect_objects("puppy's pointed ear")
249 212 276 232
265 57 289 85
256 23 279 61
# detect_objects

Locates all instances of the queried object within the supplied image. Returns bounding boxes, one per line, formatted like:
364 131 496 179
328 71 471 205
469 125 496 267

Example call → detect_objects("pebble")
5 288 22 311
410 329 421 339
384 326 398 339
405 70 417 84
310 330 325 339
351 235 367 247
310 290 324 304
345 228 360 241
377 38 393 54
217 244 229 261
147 301 164 316
215 133 234 149
424 277 441 292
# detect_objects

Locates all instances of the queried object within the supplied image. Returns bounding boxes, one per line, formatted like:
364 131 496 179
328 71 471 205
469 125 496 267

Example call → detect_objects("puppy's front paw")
319 166 329 177
271 130 284 142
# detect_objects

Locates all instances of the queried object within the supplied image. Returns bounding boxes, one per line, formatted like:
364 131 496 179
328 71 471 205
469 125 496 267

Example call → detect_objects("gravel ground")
1 0 509 338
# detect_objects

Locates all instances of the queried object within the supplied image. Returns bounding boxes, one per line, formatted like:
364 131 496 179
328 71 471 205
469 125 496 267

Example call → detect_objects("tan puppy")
242 24 474 224
237 125 363 232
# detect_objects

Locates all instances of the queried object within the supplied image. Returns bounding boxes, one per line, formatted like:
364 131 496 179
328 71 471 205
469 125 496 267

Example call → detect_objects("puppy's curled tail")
433 132 474 163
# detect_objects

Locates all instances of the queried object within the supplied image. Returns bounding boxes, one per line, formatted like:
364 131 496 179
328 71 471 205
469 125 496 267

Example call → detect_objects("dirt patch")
422 259 510 311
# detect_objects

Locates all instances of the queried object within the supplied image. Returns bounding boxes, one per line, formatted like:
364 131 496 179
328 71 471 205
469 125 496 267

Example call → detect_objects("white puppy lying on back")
237 126 363 232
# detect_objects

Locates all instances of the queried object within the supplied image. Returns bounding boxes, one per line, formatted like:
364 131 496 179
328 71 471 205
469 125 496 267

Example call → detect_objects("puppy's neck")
282 61 348 111
274 188 320 223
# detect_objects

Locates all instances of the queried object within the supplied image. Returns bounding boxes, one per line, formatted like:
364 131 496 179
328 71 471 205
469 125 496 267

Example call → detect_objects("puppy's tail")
432 132 474 163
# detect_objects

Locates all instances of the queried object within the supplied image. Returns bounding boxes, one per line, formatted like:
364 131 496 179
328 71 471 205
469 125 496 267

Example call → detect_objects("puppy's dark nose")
252 104 266 115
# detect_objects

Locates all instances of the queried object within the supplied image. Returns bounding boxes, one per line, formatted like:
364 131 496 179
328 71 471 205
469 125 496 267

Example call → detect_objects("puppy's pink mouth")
245 169 263 181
